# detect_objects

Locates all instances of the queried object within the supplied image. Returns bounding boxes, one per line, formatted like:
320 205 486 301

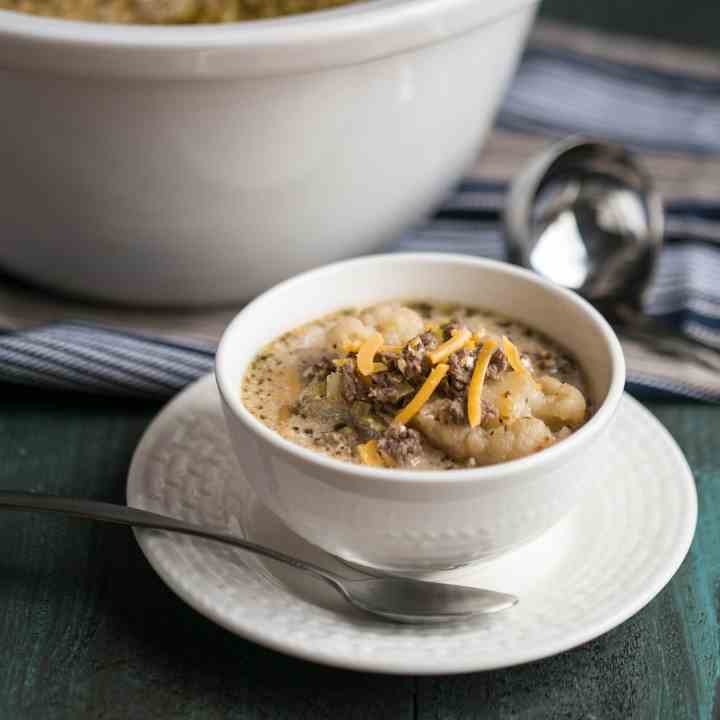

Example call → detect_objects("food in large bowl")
0 0 360 23
0 0 539 305
216 254 625 573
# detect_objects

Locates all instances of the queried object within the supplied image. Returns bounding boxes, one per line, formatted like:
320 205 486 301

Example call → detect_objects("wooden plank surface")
0 386 718 719
416 404 720 720
0 387 413 720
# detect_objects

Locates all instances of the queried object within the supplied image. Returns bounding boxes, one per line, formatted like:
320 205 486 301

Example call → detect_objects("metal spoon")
505 136 720 371
0 491 517 624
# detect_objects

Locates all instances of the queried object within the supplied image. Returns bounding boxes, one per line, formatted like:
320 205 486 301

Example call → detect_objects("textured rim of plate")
127 375 697 675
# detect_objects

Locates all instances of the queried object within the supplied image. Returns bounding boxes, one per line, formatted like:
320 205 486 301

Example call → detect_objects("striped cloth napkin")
2 20 720 402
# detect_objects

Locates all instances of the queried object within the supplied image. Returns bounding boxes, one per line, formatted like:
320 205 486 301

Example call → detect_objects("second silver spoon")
505 136 720 372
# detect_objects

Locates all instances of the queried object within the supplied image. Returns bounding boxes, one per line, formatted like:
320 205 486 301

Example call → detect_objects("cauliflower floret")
533 376 586 428
483 370 544 425
484 417 553 464
325 317 374 351
297 325 327 349
413 406 488 461
481 369 586 429
360 304 425 346
413 406 552 464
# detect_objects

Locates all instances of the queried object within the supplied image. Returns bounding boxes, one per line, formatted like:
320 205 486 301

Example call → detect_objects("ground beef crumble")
339 360 368 404
367 371 410 407
443 348 476 398
441 320 464 340
433 398 467 424
377 424 423 466
486 348 508 380
432 398 498 427
387 331 438 385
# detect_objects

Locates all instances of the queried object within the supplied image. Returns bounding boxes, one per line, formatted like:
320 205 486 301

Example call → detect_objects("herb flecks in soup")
1 0 360 23
242 302 589 470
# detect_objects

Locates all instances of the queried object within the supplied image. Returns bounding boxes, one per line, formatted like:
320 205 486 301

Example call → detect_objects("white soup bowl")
216 253 625 572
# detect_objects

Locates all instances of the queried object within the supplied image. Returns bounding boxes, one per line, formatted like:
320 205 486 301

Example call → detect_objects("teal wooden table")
0 384 718 719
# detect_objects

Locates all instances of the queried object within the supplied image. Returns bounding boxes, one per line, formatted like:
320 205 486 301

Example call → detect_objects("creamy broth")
242 301 590 470
0 0 361 23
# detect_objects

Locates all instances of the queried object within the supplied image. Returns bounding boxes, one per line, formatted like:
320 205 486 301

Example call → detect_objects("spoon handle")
0 491 343 589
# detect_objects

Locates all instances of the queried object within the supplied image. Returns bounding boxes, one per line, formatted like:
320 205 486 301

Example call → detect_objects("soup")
242 302 590 470
0 0 360 23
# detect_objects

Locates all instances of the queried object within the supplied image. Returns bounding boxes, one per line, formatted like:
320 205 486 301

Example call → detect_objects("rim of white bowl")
0 0 527 46
0 0 538 78
216 253 627 485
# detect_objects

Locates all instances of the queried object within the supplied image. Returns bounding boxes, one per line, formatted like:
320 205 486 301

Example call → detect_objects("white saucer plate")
127 375 697 675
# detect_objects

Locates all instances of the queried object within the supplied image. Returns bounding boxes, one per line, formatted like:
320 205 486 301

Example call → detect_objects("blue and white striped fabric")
0 323 214 398
500 48 720 154
2 32 720 402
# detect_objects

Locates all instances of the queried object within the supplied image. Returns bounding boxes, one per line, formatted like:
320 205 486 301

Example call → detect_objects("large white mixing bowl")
0 0 538 305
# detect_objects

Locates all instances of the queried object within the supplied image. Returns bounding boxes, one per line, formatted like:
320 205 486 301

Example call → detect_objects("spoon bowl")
342 576 516 623
505 136 664 315
505 137 720 370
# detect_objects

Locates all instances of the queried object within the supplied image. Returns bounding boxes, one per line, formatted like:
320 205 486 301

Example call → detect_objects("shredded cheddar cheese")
467 338 498 428
502 335 540 389
502 336 528 375
428 328 472 365
381 344 404 354
357 332 384 376
393 363 449 426
356 439 385 466
425 323 444 340
342 339 362 353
